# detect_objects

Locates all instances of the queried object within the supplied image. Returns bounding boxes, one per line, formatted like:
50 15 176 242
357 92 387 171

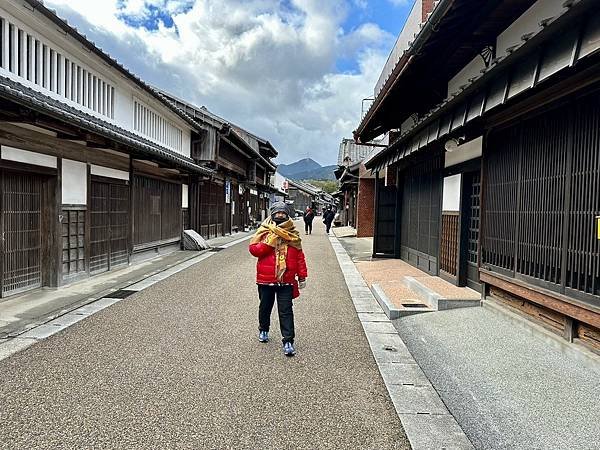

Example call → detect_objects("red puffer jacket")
249 242 308 292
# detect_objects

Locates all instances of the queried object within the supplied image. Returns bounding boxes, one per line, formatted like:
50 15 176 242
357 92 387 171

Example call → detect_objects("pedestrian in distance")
249 201 308 356
303 206 314 235
323 205 335 234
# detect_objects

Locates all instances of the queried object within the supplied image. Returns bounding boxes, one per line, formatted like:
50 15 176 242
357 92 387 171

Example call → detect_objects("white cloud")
45 0 394 165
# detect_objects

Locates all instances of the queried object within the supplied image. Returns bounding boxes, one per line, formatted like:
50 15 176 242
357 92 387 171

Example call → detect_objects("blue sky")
46 0 416 165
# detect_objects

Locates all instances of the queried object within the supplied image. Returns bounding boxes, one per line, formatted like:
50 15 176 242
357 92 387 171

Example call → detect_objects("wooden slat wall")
2 172 43 296
399 152 442 273
483 91 600 306
89 181 109 274
567 95 600 298
517 108 568 287
440 212 459 276
482 126 520 273
133 176 181 245
109 184 129 267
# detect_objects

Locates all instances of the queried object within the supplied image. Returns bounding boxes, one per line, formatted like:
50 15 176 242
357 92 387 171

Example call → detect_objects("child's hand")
298 278 306 289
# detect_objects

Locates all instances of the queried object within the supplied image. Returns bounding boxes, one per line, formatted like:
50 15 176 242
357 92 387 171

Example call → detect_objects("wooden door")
90 180 129 274
373 176 397 257
1 172 43 296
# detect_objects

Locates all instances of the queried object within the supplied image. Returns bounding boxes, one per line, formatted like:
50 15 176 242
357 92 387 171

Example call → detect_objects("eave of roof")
365 0 599 171
354 0 454 142
24 0 213 136
0 75 213 175
355 0 539 143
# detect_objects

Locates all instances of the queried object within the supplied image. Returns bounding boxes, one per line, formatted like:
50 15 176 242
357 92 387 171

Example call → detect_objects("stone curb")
403 276 481 310
371 283 431 319
0 234 254 363
328 235 475 450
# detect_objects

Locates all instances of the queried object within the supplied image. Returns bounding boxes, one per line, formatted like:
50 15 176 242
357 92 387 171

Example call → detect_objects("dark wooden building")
356 0 600 351
161 94 278 235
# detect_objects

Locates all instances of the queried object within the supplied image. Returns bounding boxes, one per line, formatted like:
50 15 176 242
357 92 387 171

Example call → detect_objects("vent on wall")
133 99 183 152
0 15 115 119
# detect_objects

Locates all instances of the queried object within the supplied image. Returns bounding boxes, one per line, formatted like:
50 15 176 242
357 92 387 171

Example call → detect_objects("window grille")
0 15 114 119
133 99 183 152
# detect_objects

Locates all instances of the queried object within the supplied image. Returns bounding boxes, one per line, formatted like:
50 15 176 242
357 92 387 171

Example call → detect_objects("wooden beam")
0 122 130 170
480 270 600 328
132 160 185 183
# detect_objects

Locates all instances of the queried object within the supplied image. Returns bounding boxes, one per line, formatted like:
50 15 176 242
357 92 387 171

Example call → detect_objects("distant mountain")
278 158 336 180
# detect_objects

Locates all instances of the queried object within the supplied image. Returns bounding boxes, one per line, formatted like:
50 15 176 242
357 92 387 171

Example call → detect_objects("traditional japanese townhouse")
286 179 320 213
335 138 378 236
0 0 214 297
356 0 600 351
160 93 278 234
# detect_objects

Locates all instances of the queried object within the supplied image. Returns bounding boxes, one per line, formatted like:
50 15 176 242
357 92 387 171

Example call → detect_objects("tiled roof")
0 75 213 175
337 138 379 166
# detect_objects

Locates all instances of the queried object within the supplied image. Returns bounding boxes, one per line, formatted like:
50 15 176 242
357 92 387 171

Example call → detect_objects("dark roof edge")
0 75 213 175
354 0 455 141
365 0 595 170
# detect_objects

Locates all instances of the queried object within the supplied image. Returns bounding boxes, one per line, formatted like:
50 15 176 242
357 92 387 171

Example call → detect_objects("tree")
304 179 338 193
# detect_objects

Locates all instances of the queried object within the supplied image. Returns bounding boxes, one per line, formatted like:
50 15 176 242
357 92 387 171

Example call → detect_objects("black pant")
258 284 294 343
304 221 313 234
325 221 332 233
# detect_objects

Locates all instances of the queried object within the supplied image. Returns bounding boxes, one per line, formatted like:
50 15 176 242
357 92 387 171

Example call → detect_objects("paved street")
394 308 600 450
0 221 408 449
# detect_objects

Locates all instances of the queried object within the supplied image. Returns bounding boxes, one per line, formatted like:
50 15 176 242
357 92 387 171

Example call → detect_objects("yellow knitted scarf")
250 218 302 281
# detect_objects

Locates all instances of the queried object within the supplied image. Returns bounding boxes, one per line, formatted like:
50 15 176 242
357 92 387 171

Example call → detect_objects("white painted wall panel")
182 184 189 208
62 159 87 204
445 136 483 168
448 56 486 97
90 165 130 180
443 174 461 212
496 0 565 58
1 146 57 168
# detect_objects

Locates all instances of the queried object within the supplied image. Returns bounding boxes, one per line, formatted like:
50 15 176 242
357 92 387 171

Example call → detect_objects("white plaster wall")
443 174 461 212
496 0 565 58
445 136 483 168
1 146 57 168
90 165 130 180
181 130 191 158
182 184 189 208
375 1 423 96
2 1 193 157
62 159 87 204
400 116 416 134
448 56 486 97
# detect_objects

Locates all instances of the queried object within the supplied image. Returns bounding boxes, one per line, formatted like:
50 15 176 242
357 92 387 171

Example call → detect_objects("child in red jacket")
249 202 308 356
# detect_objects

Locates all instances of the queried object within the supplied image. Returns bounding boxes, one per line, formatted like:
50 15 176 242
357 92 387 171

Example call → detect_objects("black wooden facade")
359 0 600 349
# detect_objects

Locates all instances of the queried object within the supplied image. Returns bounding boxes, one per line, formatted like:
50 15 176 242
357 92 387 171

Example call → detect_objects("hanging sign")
225 180 231 204
239 185 244 195
250 189 258 196
597 216 600 240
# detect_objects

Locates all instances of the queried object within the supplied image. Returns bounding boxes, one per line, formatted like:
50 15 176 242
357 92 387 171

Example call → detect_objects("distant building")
335 138 384 237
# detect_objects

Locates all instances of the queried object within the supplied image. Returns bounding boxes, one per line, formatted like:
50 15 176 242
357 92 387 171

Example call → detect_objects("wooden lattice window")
440 212 459 276
62 208 85 278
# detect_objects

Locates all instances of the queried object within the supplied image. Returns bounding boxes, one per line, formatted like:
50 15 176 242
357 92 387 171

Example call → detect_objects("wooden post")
563 316 575 343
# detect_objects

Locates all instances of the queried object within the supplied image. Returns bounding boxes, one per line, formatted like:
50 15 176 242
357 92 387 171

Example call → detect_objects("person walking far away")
249 202 308 356
323 205 335 234
303 206 314 235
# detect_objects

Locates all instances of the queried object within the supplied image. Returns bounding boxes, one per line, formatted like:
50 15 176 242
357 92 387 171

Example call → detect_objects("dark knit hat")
270 201 290 217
